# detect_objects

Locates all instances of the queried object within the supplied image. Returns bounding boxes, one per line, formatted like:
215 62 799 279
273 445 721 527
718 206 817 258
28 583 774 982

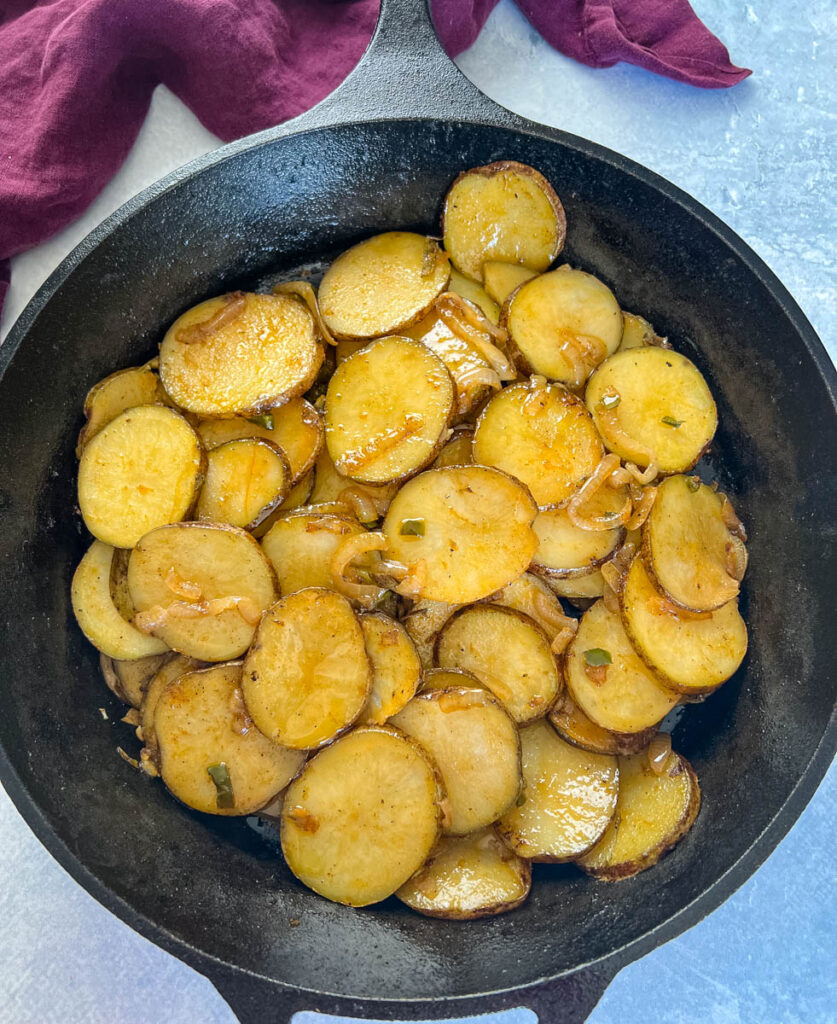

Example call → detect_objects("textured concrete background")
1 1 834 1021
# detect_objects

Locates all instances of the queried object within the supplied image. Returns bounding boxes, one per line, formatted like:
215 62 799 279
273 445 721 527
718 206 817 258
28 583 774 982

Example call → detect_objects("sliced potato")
402 599 459 670
159 291 323 417
436 605 562 724
101 651 170 708
109 546 136 623
547 571 605 601
486 572 571 641
154 662 304 815
358 612 422 724
308 446 397 512
531 505 623 578
448 268 500 323
391 687 521 835
251 468 316 539
382 466 538 604
619 312 665 351
242 588 370 749
433 428 474 468
549 692 657 756
442 162 565 281
318 233 450 340
127 522 277 661
196 438 291 530
577 749 700 880
72 541 169 660
139 653 204 767
503 268 622 386
621 556 747 694
643 475 746 612
78 406 204 548
324 336 454 484
482 261 537 306
497 720 618 860
473 380 602 507
421 667 484 692
77 363 163 455
196 397 323 483
281 725 444 906
586 348 717 473
397 828 530 919
564 599 679 733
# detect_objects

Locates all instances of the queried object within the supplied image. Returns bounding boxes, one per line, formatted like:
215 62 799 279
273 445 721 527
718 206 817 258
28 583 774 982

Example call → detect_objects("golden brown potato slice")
421 667 484 692
271 280 337 347
473 380 603 507
138 653 204 770
72 541 169 660
482 261 537 306
77 363 164 456
402 599 459 670
397 828 530 919
101 651 170 708
196 397 323 484
586 348 717 473
432 427 474 468
564 599 679 733
547 571 605 601
307 446 398 514
196 438 291 530
621 556 747 694
549 692 657 756
436 605 562 724
382 466 538 604
619 312 666 351
318 232 450 340
531 506 623 578
485 572 576 647
280 725 444 906
108 546 136 623
324 336 454 484
358 612 422 724
243 588 370 749
442 162 565 281
154 662 304 815
643 475 747 612
159 291 323 417
503 268 622 386
128 522 277 661
497 720 618 861
78 406 204 548
577 748 700 880
448 268 500 323
391 687 521 835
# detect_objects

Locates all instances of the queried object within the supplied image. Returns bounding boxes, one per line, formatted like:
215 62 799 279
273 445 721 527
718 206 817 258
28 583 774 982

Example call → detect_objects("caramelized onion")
533 590 579 641
596 394 657 471
568 454 633 531
720 494 748 541
436 293 516 380
394 558 427 599
724 537 748 583
456 364 502 407
176 291 246 345
647 732 673 774
330 532 388 605
165 568 202 601
134 595 262 633
624 485 657 531
273 280 337 346
337 486 380 525
626 462 659 486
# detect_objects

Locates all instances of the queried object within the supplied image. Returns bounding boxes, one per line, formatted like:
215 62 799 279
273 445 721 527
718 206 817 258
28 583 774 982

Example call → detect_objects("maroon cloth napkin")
0 0 750 319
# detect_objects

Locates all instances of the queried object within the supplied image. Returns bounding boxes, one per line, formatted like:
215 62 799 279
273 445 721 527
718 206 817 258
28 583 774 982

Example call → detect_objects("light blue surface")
0 1 834 1022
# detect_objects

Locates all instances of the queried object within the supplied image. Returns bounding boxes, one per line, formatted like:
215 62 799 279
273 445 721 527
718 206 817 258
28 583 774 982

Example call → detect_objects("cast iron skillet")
0 1 835 1020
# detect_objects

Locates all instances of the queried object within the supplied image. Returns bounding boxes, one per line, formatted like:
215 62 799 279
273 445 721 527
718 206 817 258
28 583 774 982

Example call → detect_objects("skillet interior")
0 119 834 1001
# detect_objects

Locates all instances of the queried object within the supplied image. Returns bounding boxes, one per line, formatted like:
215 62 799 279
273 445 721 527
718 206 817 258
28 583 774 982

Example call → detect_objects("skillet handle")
288 0 523 131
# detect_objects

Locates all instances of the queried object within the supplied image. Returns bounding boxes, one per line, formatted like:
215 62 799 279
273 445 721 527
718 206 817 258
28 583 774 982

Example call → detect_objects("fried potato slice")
318 233 450 340
324 337 454 484
485 572 572 642
308 446 398 513
547 571 605 601
128 522 277 661
473 380 603 507
432 427 474 468
243 588 370 749
448 268 500 323
421 667 484 692
101 651 170 708
196 438 292 530
196 397 323 484
77 363 164 456
577 748 700 880
397 828 530 919
643 475 747 612
497 720 618 860
78 406 204 548
619 312 665 351
549 692 657 756
403 599 460 671
358 612 422 724
621 556 747 694
564 599 679 733
391 687 521 835
159 291 323 417
503 268 622 386
436 605 562 724
154 662 304 815
280 725 444 906
72 541 169 660
251 469 316 539
586 348 717 473
482 261 537 306
531 506 623 578
139 653 204 768
442 162 565 280
382 466 538 603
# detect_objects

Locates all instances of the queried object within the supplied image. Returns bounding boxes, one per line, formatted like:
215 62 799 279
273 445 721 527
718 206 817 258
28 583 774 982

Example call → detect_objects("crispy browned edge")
100 653 129 704
291 398 326 483
321 238 451 341
578 753 702 881
279 723 449 905
76 362 163 457
529 517 626 580
324 336 457 486
200 437 293 532
434 604 563 725
549 690 657 756
440 161 567 282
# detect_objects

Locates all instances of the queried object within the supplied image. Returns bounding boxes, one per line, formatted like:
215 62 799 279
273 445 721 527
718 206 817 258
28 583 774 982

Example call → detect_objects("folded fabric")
0 0 750 319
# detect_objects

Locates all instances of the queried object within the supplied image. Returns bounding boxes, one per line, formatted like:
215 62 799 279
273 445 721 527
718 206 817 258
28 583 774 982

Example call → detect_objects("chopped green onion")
661 416 682 428
515 791 527 807
248 413 275 430
371 589 394 610
583 648 612 667
207 762 235 809
687 477 701 492
600 393 621 410
399 518 426 537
